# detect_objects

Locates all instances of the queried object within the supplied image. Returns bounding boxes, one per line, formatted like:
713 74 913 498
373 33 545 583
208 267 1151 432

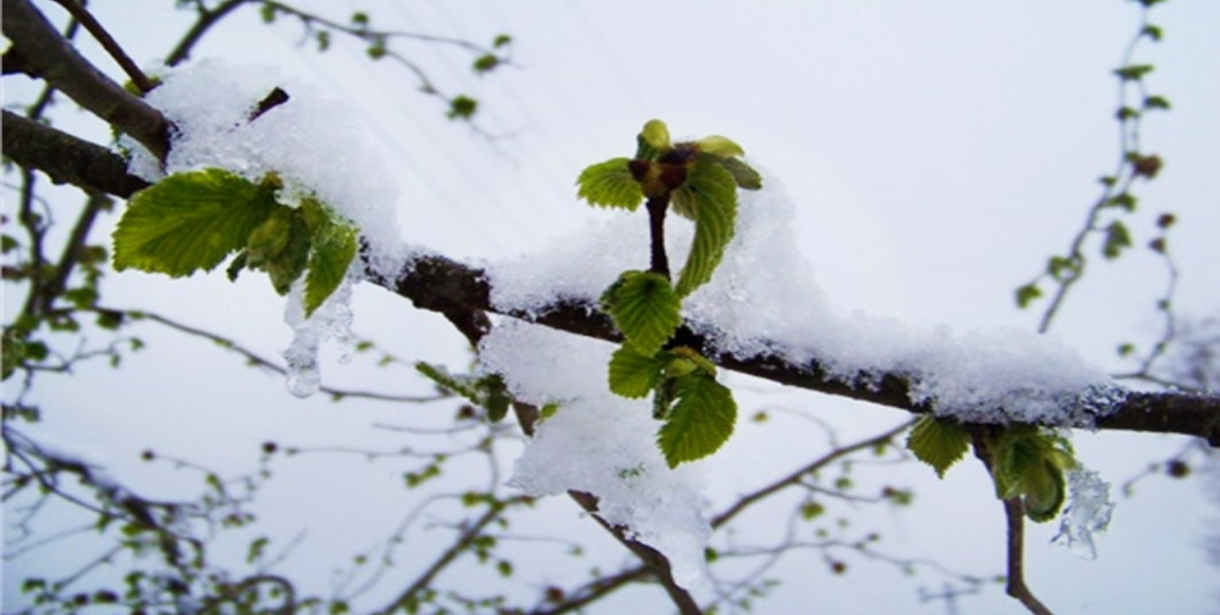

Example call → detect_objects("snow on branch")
382 251 1220 446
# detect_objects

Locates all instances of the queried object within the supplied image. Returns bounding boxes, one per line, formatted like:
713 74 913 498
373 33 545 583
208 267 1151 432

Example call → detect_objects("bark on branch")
385 254 1220 446
2 0 170 160
2 111 151 198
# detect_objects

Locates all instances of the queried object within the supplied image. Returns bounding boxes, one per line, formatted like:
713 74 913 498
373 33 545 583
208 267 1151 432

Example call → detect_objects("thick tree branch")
385 255 1220 445
2 111 151 198
2 0 169 160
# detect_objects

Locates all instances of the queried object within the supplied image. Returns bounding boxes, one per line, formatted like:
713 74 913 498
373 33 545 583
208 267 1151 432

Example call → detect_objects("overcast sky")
5 1 1220 614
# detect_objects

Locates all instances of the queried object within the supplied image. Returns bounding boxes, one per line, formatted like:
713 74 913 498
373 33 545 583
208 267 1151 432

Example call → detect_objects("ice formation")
479 320 713 592
1051 467 1115 559
124 59 409 395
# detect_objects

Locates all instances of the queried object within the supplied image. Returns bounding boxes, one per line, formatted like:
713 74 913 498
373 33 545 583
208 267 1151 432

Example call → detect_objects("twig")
166 0 253 66
371 502 509 615
1001 497 1055 615
131 310 444 404
712 419 916 528
47 0 156 93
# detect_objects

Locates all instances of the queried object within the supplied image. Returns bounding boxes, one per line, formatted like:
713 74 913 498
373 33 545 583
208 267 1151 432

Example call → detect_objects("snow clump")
124 59 410 397
480 320 714 593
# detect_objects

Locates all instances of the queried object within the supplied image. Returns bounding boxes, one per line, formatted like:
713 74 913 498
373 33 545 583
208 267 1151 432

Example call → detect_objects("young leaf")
263 213 311 295
113 169 280 276
656 373 737 467
1022 461 1067 523
674 160 737 297
601 271 681 354
991 426 1075 521
906 416 970 478
300 198 358 316
1102 220 1132 259
577 158 644 210
1015 283 1042 309
640 119 671 153
608 345 667 398
696 135 744 158
245 206 296 268
710 155 763 190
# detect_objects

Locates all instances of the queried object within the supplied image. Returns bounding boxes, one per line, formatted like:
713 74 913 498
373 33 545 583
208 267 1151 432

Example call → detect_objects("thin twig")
47 0 156 93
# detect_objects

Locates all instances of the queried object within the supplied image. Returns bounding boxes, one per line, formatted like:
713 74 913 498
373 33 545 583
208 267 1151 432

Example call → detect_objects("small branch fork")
969 427 1057 615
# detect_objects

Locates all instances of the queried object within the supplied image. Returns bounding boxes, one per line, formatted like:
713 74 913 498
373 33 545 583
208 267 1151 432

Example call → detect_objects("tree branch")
2 111 151 198
385 254 1220 445
46 0 156 94
2 0 169 160
2 111 1215 444
166 0 254 66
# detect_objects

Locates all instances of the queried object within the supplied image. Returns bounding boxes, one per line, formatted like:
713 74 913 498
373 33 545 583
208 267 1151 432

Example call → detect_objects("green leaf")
1102 220 1132 260
608 345 667 398
710 155 763 190
473 54 499 73
674 159 737 297
601 271 682 354
1105 192 1137 212
245 205 296 268
1022 461 1067 523
447 95 478 120
1114 64 1154 81
906 416 970 478
1015 283 1042 309
1143 95 1171 110
113 169 279 277
656 373 736 467
367 36 387 60
263 213 311 295
641 120 671 153
990 426 1074 522
300 198 358 316
696 135 744 158
577 158 644 210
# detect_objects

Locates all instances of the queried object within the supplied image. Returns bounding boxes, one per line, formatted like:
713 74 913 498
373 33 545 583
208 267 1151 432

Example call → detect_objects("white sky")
4 1 1220 614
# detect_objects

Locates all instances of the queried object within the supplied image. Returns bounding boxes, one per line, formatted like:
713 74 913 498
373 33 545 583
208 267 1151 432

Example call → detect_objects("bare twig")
713 419 916 528
47 0 156 93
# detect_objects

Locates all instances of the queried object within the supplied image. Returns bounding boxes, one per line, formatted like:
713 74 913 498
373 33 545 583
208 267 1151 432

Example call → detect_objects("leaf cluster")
575 120 763 467
907 418 1076 522
112 169 358 317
